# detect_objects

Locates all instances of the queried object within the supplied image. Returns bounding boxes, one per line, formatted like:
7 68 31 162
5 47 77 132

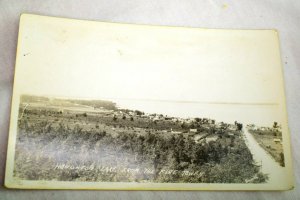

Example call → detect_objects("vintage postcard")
5 14 294 190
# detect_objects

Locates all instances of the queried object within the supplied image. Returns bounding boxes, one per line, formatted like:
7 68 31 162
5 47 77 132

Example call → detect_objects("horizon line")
104 97 278 106
21 94 279 106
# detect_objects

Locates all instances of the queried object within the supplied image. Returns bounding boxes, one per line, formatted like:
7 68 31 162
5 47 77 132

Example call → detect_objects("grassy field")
13 95 268 183
248 126 284 167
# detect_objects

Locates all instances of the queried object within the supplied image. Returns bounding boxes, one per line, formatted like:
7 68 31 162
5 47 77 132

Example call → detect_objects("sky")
14 14 285 105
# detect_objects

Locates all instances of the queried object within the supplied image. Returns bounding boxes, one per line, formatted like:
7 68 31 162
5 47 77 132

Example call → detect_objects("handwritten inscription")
54 163 204 178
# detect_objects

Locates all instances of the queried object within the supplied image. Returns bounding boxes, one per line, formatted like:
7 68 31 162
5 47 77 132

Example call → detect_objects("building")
190 129 197 133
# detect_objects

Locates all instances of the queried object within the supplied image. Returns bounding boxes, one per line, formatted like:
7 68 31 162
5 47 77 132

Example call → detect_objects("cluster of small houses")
112 109 221 126
110 109 239 139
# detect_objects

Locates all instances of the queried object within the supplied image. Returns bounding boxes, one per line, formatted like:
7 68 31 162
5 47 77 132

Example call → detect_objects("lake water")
109 99 281 127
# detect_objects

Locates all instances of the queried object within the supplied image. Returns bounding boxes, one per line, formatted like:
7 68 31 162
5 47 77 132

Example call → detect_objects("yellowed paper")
5 14 294 190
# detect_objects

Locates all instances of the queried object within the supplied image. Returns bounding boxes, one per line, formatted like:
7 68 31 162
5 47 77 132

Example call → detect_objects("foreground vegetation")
14 96 268 183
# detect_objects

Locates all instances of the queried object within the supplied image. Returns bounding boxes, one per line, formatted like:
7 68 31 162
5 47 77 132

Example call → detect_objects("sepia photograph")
5 14 293 190
15 95 284 184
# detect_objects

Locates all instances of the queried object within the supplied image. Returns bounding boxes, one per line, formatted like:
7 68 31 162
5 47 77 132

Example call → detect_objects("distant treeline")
20 95 117 110
68 99 117 110
21 95 49 103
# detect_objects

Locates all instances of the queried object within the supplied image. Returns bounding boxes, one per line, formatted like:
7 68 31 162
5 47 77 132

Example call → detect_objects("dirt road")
243 129 285 184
